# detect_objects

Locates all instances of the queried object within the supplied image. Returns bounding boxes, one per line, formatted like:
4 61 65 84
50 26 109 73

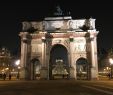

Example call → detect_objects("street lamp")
109 58 113 78
15 59 20 79
15 60 20 66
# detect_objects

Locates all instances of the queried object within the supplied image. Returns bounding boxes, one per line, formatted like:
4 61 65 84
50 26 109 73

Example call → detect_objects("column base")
40 67 48 80
20 67 30 80
70 67 76 79
20 68 25 79
91 67 98 80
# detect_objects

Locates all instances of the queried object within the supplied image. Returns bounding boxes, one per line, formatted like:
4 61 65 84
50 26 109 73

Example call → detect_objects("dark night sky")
0 0 113 54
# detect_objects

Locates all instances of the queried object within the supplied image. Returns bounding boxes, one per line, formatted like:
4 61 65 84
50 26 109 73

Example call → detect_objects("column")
30 61 34 80
40 37 48 79
20 33 29 80
94 37 98 79
69 36 75 79
41 39 45 67
90 36 98 80
46 40 50 80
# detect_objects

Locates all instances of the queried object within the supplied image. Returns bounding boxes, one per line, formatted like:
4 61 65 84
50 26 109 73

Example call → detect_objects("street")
0 80 113 95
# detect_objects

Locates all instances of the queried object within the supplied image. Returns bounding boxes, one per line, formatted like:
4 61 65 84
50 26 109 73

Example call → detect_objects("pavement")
0 76 113 95
0 79 113 95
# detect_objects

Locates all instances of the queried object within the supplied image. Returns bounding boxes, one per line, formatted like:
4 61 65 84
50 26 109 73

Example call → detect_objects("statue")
54 5 63 16
22 21 38 32
22 21 32 31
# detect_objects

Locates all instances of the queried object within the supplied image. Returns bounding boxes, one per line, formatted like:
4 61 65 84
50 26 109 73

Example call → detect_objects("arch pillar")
90 36 98 80
69 37 76 79
40 37 48 79
19 32 31 80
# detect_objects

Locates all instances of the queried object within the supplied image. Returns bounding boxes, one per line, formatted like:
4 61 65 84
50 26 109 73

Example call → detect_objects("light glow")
109 58 113 65
15 60 20 66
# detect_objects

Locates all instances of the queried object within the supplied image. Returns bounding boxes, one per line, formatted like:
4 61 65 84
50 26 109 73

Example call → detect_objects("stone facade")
19 16 99 80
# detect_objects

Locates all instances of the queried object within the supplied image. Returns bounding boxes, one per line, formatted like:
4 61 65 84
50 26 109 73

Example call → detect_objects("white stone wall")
31 40 42 53
22 17 96 32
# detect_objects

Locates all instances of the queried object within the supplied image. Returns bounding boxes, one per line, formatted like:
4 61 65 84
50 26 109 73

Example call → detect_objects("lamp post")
15 59 20 79
109 58 113 78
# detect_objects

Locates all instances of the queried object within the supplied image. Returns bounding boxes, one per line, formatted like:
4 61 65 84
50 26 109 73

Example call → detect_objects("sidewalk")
0 76 19 81
98 76 113 81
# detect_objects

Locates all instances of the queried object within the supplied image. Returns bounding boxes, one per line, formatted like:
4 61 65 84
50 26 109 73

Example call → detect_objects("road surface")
0 80 113 95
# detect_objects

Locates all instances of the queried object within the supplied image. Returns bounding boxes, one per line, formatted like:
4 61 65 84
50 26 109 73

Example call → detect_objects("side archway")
76 58 89 80
31 58 41 80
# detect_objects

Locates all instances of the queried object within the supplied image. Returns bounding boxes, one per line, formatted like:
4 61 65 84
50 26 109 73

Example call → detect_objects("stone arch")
76 57 89 80
49 44 69 79
50 44 69 65
50 42 69 54
31 58 41 80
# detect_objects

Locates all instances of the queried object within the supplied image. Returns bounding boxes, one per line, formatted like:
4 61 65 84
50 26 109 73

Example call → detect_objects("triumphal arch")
19 12 99 80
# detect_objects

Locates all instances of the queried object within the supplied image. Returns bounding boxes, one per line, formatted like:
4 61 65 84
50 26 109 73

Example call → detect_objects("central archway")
49 44 69 79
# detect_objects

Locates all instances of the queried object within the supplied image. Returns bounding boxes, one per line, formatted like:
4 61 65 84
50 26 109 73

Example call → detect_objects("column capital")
41 36 46 42
69 36 74 42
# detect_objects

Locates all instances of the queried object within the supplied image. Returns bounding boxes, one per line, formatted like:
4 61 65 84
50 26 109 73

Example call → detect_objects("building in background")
0 47 20 79
0 47 11 74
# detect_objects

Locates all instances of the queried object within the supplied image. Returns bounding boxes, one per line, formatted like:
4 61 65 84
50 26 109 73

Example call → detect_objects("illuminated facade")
19 15 99 80
0 47 11 75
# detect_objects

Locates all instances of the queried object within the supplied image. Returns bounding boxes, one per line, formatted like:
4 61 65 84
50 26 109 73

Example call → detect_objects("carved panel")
31 44 42 53
44 21 64 30
68 20 85 30
74 38 86 52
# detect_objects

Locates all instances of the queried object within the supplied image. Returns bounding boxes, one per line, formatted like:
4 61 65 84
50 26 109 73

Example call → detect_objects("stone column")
19 32 29 80
41 37 45 67
94 37 98 79
30 61 34 80
40 37 48 79
46 40 51 80
90 36 98 80
69 36 76 79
